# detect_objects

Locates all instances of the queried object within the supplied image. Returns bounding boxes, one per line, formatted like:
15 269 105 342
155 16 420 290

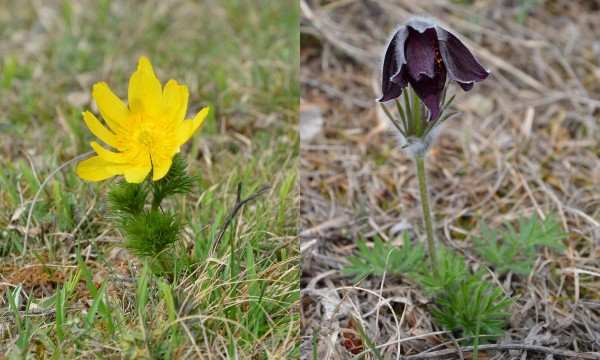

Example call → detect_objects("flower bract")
378 17 489 120
77 56 208 183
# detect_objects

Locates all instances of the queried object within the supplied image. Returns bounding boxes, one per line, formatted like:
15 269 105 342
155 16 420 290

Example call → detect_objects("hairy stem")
415 154 437 273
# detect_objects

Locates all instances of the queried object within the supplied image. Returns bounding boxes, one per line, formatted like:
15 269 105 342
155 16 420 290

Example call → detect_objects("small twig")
0 308 56 320
209 182 272 257
448 331 464 360
400 343 600 360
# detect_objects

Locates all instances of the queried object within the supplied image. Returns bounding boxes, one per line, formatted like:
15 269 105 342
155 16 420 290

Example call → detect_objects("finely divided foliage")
473 213 568 275
342 232 425 281
416 248 515 345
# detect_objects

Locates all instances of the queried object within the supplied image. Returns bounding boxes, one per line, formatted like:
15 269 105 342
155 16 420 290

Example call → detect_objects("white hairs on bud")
386 111 460 157
403 14 449 33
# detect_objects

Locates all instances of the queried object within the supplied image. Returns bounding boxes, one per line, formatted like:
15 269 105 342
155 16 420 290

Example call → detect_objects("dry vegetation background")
300 0 600 358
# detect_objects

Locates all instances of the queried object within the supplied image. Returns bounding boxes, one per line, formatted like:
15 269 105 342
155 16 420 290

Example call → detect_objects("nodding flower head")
378 17 489 121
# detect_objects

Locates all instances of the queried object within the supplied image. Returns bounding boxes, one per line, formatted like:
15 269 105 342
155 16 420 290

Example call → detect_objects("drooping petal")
92 82 129 132
389 67 408 89
410 63 447 121
378 27 409 102
435 27 489 90
404 27 437 81
176 107 209 145
128 56 164 115
151 156 173 181
82 111 119 149
105 152 151 183
123 166 152 183
457 82 474 91
390 25 411 88
90 141 128 164
76 156 115 181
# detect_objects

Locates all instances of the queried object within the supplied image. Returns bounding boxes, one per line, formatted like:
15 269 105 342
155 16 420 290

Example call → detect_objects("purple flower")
378 17 489 120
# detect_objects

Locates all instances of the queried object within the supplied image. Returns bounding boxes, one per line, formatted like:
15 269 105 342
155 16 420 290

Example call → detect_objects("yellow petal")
128 56 163 116
90 141 127 164
163 80 181 120
105 164 151 183
93 82 129 132
104 164 129 175
105 150 151 183
177 107 209 145
151 157 173 181
83 111 118 149
76 156 114 181
174 85 189 123
128 69 142 113
123 166 152 183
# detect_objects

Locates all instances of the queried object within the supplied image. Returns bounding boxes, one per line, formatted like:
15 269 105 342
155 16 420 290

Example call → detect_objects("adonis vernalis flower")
77 56 208 183
378 17 489 120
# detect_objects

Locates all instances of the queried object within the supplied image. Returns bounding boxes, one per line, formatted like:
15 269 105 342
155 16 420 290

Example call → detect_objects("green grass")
0 0 299 358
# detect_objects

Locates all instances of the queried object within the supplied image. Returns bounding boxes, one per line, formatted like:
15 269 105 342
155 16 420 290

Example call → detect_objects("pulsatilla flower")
378 17 489 120
77 56 208 183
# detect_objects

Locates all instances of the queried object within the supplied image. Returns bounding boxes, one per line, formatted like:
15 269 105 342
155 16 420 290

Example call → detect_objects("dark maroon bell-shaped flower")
378 17 489 120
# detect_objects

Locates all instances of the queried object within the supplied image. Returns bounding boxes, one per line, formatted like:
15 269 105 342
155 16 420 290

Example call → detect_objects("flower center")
132 113 161 146
116 112 174 161
433 38 443 65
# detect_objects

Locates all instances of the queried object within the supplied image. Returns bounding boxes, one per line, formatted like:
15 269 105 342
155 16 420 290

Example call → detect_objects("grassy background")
0 0 299 358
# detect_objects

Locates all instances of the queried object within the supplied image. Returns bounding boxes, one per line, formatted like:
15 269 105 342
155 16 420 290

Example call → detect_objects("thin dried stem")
209 182 272 257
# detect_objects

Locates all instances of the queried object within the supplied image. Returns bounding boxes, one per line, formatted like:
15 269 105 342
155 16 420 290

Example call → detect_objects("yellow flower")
77 56 208 183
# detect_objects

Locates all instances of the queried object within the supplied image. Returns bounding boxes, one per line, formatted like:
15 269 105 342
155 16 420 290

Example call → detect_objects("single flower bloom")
77 56 208 183
378 17 489 120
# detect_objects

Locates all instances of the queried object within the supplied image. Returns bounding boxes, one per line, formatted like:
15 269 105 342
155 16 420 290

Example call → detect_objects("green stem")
152 190 162 211
151 196 160 212
415 154 437 273
147 177 160 212
157 254 171 275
